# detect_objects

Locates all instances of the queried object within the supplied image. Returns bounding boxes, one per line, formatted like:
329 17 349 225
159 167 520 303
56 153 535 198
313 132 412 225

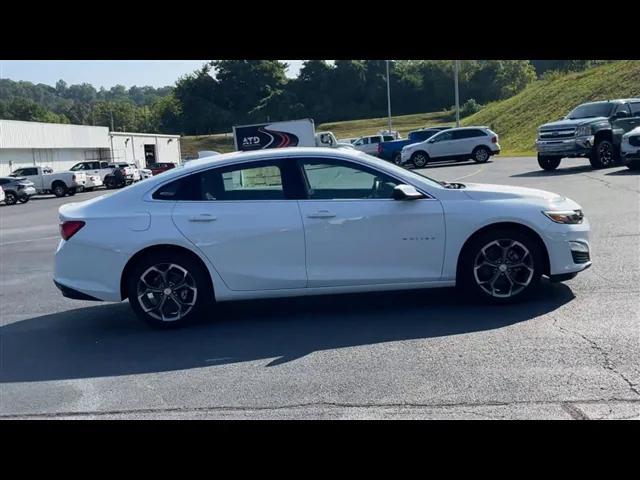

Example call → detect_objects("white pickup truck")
10 166 87 197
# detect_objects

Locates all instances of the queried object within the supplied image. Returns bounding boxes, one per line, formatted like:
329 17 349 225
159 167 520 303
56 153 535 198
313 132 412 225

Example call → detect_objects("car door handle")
188 214 217 222
307 210 336 218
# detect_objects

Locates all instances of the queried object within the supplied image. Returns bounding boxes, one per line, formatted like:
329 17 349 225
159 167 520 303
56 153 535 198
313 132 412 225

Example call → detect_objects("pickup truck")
351 134 397 155
10 166 87 197
377 127 451 164
536 98 640 170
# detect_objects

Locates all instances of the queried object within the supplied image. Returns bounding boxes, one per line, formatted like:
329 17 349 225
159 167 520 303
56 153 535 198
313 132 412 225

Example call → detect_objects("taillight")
491 136 498 143
378 144 383 154
60 221 85 241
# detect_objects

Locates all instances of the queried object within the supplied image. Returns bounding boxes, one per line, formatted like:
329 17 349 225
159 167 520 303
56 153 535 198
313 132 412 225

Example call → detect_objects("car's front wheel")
589 139 615 169
126 251 213 328
537 155 561 171
459 228 544 303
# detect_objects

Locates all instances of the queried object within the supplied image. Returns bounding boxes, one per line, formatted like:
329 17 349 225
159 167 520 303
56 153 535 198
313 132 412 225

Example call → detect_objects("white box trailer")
232 119 352 152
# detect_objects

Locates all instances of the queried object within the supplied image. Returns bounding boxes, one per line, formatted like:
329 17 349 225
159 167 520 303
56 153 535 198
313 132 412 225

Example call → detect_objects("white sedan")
54 148 591 328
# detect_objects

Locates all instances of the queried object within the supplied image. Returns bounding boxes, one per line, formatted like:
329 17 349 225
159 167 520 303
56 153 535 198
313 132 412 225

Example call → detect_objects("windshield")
566 102 613 120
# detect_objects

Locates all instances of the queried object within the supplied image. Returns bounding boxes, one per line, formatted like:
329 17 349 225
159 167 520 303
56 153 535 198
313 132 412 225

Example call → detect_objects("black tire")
52 182 68 197
472 146 491 163
4 192 17 205
411 151 429 168
537 155 562 171
17 196 30 204
392 152 402 165
85 187 94 192
589 139 615 169
105 178 115 189
126 250 214 329
627 161 640 171
458 227 544 304
68 188 76 196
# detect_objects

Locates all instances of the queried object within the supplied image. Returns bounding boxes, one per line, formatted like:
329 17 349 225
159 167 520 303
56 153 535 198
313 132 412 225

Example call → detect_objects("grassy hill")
461 60 640 154
180 61 640 157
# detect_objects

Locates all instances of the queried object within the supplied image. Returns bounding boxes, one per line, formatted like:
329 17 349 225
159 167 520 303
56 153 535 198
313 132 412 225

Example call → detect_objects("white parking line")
452 165 486 181
0 235 59 246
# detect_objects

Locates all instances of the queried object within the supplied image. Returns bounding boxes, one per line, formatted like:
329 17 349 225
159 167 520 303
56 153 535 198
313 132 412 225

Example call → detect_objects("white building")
0 119 181 177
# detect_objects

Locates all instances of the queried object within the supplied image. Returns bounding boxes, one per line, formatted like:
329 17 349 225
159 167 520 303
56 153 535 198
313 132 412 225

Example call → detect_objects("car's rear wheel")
537 155 561 171
17 196 30 204
4 192 17 205
52 182 68 197
127 251 214 328
68 188 76 196
472 146 491 163
459 228 544 303
589 139 615 169
411 151 429 168
392 152 402 165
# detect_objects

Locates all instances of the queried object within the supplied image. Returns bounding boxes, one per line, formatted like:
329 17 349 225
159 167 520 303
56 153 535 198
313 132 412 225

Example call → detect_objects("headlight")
575 125 591 136
543 209 584 224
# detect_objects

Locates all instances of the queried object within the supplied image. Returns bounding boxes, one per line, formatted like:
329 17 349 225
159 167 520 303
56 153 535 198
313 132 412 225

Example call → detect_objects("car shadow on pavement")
511 165 598 177
0 281 575 383
409 160 493 171
605 168 639 176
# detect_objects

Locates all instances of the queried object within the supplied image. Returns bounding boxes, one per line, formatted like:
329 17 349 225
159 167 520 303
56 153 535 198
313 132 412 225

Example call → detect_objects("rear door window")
153 160 302 201
629 102 640 117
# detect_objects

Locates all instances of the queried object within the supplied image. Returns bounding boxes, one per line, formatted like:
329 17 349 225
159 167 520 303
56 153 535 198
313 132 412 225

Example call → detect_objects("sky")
0 60 307 89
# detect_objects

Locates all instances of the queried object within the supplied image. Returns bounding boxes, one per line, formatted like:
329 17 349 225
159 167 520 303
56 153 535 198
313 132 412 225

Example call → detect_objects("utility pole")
454 60 460 128
386 60 392 133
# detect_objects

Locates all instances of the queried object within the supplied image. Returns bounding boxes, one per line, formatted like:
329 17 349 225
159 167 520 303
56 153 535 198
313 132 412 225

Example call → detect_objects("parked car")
55 147 590 328
107 163 136 183
70 161 113 187
0 176 37 205
352 134 397 155
621 126 640 171
140 168 153 180
104 165 134 189
536 98 640 170
148 162 177 176
401 127 500 167
0 185 4 204
10 166 86 197
378 127 450 164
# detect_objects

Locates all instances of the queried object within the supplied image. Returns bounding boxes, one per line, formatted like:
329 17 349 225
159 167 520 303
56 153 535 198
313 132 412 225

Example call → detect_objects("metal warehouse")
0 119 181 177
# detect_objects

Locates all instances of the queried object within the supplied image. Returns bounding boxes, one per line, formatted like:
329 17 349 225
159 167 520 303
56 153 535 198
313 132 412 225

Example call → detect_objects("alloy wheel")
473 239 534 298
598 142 613 166
136 263 198 322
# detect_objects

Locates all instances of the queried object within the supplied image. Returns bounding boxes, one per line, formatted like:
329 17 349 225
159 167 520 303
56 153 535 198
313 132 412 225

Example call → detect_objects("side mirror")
427 138 436 144
614 110 630 119
392 184 425 200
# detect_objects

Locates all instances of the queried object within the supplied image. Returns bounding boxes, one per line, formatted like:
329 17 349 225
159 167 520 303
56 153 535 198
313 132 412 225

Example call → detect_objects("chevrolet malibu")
54 148 591 328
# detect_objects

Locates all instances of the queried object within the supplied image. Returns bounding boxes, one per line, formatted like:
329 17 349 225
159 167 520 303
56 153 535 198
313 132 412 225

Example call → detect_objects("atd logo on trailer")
242 136 261 147
236 125 300 151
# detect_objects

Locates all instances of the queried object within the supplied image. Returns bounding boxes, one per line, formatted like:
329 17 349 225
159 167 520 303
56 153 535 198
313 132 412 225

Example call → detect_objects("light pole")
386 60 392 133
454 60 460 128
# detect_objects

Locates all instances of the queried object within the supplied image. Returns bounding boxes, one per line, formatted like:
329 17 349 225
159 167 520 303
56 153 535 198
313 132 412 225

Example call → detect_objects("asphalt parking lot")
1 156 638 420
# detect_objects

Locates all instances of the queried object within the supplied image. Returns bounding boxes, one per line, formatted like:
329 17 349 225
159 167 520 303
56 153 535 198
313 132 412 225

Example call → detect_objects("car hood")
462 183 580 208
539 117 607 130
